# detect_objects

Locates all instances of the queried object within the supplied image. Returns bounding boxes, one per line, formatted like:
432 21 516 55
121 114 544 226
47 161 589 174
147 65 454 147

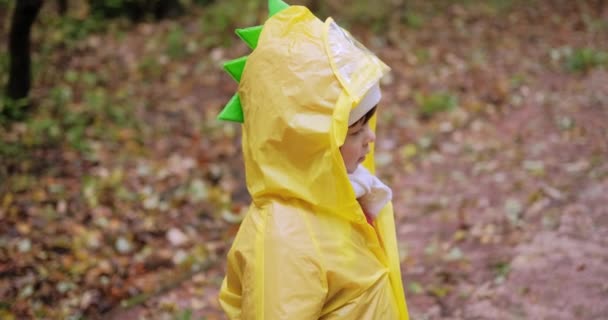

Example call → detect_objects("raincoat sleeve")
220 208 328 319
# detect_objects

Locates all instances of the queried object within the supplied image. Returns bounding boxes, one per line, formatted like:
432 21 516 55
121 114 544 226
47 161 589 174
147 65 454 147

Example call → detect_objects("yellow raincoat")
219 5 409 319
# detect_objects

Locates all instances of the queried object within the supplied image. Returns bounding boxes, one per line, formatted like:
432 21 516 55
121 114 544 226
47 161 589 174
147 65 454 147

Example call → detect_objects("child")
218 1 409 318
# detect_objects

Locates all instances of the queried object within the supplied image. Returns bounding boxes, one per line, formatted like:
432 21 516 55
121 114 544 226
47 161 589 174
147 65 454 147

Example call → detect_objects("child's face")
340 120 375 173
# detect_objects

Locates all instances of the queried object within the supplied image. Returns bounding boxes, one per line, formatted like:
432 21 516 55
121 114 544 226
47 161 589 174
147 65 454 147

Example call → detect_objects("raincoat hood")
240 5 389 220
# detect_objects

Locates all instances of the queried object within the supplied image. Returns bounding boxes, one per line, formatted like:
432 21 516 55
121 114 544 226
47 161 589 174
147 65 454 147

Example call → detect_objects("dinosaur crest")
217 0 290 122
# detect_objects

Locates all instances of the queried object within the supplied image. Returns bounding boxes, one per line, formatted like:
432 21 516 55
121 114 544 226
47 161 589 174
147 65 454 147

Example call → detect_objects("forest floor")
2 1 607 319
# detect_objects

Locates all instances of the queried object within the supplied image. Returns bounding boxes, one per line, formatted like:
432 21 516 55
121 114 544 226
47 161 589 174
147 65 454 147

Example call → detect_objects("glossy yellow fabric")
219 6 409 319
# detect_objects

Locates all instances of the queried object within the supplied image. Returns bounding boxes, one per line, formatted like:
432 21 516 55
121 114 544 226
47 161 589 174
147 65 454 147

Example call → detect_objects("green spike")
217 94 244 123
223 56 248 82
268 0 289 17
236 26 263 49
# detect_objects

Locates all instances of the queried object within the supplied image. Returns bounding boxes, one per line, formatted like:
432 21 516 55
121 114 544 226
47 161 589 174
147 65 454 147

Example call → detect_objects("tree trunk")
308 0 321 14
57 0 67 15
89 0 184 22
153 0 184 20
7 0 43 102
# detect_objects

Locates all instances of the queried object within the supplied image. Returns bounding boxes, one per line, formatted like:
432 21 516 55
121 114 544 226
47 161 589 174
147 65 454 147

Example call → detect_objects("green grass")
415 91 459 118
198 0 262 48
566 48 608 73
167 26 186 59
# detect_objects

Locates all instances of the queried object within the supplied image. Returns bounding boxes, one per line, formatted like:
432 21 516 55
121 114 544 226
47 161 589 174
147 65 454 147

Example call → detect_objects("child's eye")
349 129 362 136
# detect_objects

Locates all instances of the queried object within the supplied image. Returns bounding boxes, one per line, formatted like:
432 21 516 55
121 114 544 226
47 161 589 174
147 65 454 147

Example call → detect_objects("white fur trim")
348 165 392 218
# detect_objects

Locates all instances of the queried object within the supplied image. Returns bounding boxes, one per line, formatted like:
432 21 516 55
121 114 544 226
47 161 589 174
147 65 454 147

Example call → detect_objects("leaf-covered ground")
1 1 607 319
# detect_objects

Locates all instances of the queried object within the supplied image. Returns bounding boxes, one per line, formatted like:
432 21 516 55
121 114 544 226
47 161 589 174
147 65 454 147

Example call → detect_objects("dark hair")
349 105 377 128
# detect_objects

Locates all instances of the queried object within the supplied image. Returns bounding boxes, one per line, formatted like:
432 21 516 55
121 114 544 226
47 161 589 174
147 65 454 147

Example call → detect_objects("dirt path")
394 68 608 319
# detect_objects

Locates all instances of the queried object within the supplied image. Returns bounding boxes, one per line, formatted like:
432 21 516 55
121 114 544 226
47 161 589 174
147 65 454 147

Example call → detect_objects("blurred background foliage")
3 0 605 125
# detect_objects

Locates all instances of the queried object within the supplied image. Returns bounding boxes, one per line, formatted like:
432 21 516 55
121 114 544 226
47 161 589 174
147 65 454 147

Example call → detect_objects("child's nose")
365 127 376 143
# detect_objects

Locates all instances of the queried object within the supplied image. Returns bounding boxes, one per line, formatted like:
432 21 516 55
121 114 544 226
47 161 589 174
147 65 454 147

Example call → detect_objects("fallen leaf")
167 228 189 247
